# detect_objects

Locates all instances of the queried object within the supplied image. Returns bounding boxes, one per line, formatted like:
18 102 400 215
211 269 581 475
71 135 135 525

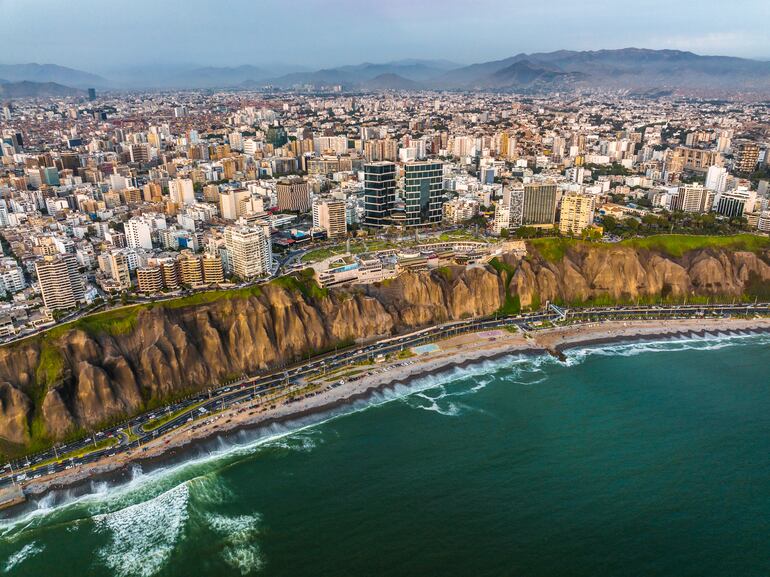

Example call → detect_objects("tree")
514 226 539 239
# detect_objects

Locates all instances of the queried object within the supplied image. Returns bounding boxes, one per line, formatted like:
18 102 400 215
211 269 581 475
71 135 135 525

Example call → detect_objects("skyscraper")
35 254 85 311
403 161 444 227
364 161 396 227
522 182 558 225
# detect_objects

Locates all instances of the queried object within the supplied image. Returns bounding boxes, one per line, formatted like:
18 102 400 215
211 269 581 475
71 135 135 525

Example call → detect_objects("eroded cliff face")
504 245 770 308
0 244 769 452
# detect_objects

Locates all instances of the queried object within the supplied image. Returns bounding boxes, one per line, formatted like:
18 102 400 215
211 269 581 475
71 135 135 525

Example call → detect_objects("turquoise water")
2 334 770 577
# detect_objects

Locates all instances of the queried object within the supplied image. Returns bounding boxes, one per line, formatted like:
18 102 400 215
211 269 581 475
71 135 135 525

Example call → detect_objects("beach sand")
16 316 770 499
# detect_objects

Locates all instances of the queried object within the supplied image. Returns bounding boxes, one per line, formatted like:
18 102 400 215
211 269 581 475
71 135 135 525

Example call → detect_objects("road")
2 302 767 487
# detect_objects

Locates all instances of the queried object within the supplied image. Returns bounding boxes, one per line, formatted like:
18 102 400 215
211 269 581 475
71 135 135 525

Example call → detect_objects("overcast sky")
2 0 768 72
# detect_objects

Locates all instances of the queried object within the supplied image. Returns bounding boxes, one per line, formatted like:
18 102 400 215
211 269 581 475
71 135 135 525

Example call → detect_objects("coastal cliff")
1 239 769 454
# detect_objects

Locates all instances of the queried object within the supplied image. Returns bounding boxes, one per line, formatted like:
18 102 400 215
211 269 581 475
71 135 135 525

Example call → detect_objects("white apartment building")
169 178 195 205
125 217 154 250
35 253 85 311
224 224 272 280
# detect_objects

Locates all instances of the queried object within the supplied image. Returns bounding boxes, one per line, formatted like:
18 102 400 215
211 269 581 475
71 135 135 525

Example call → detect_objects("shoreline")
5 316 770 517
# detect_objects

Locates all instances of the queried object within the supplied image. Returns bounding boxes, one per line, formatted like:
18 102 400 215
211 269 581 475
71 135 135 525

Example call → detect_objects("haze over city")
2 0 769 71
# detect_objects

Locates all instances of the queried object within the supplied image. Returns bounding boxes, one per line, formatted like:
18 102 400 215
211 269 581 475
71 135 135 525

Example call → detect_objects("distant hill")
434 48 770 92
362 73 423 91
3 50 769 93
0 63 106 88
268 59 461 88
0 80 83 98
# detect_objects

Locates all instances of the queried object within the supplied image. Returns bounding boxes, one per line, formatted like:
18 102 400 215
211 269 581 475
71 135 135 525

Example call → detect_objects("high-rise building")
169 178 195 205
224 224 272 280
364 161 396 227
714 188 754 218
522 182 558 225
735 142 760 174
672 184 714 213
705 166 728 193
313 135 348 155
178 251 203 285
312 198 347 238
125 218 153 249
559 193 595 235
403 161 444 227
667 147 721 174
35 254 85 311
266 126 288 148
87 88 96 101
276 178 310 212
502 183 525 228
136 266 163 294
201 253 224 284
129 143 150 164
492 203 512 235
159 259 180 290
101 251 131 290
40 166 59 186
0 261 25 295
219 188 251 220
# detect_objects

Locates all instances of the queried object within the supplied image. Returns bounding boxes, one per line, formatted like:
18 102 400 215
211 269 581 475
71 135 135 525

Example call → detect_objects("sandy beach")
14 315 770 501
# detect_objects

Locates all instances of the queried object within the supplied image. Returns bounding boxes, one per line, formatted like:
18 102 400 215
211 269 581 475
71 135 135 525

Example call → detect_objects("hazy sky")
2 0 769 71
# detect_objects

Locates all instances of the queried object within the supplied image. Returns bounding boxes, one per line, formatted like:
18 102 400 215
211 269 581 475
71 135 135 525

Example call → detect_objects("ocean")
1 333 769 577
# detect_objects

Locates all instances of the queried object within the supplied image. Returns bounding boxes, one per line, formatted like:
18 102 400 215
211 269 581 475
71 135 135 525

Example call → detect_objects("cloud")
1 0 768 69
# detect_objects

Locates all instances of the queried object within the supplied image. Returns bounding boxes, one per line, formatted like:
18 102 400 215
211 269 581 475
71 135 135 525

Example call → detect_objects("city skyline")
1 0 769 72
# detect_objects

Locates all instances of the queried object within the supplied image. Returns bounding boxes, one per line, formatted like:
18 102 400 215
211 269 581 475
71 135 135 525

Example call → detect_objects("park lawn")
619 233 770 257
300 240 397 263
529 234 770 262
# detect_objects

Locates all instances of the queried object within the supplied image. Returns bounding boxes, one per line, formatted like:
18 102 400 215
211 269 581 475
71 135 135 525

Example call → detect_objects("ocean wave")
562 331 770 365
93 483 189 577
206 512 264 575
3 331 767 536
3 541 43 572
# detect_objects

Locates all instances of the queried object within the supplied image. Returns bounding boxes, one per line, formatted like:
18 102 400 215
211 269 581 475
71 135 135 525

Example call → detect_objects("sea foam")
93 483 190 577
3 541 43 572
3 331 767 541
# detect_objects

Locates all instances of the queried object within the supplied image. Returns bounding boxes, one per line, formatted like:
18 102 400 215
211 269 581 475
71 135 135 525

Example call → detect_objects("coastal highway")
2 302 768 488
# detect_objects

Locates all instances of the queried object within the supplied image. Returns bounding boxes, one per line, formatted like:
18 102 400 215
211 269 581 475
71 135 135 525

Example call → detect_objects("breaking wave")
93 483 190 577
1 328 767 575
3 541 43 572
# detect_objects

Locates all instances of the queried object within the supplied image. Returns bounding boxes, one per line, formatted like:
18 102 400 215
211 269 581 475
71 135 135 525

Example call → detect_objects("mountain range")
2 49 770 95
0 79 83 98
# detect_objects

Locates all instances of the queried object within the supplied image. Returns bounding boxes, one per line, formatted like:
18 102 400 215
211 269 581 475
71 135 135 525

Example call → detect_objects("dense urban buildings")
0 86 767 339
